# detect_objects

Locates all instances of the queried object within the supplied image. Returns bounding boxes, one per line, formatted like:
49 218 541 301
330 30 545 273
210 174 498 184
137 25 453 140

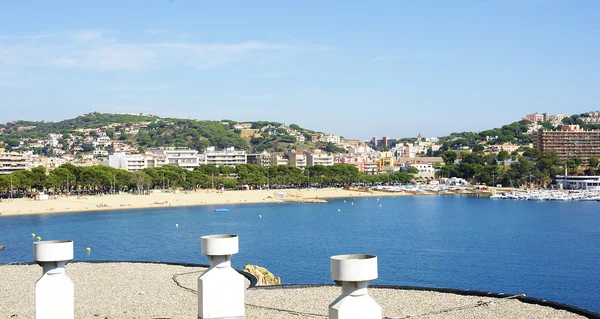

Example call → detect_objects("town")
0 110 599 194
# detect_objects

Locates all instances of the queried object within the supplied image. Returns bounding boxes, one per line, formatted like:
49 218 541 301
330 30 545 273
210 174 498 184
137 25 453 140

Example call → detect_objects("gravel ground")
0 262 588 319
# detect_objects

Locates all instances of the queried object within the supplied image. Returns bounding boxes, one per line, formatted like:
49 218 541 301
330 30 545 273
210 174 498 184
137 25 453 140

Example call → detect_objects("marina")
490 190 600 201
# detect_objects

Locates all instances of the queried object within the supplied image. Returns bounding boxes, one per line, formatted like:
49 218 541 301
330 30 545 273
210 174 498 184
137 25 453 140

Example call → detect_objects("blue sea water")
1 195 599 312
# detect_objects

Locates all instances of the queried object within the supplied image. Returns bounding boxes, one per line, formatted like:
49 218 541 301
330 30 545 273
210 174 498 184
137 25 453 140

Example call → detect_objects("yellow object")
36 237 41 241
31 233 35 237
86 247 91 252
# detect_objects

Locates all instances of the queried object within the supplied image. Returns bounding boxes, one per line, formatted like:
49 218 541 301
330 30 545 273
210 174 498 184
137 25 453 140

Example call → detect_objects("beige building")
306 152 334 166
286 151 307 169
247 152 271 166
0 152 28 175
270 153 290 166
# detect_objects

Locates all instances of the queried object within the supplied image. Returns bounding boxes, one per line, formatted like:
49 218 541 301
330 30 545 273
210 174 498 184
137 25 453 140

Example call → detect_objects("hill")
0 112 333 154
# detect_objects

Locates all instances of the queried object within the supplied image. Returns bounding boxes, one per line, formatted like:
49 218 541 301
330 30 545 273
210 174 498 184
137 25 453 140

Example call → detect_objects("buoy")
31 233 35 237
86 247 91 252
259 214 262 219
379 204 382 207
338 209 341 212
36 236 41 241
0 245 5 250
344 200 346 203
175 224 179 228
351 202 354 205
377 198 380 201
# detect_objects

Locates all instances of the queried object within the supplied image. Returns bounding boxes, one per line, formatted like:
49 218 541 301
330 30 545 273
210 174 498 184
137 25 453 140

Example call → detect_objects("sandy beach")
0 188 410 217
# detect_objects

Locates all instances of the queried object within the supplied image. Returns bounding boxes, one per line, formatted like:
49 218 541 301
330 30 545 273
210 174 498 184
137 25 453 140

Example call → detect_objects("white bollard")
33 240 74 319
198 234 245 319
329 254 381 319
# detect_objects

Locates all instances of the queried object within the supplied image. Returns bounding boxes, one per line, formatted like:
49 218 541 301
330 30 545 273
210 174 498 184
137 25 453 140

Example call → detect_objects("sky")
0 1 599 140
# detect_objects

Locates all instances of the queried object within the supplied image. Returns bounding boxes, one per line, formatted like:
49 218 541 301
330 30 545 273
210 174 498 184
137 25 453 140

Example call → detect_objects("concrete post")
329 254 381 319
33 240 74 319
198 234 245 319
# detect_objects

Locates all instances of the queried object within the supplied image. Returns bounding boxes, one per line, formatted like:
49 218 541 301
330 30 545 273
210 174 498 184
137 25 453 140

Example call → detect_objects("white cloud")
0 30 310 71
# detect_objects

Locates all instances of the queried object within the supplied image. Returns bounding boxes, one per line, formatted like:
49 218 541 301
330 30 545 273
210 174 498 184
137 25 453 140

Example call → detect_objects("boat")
214 209 230 212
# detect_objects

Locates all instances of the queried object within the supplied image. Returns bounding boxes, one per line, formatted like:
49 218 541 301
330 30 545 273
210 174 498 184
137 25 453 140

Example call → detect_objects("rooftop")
0 262 593 319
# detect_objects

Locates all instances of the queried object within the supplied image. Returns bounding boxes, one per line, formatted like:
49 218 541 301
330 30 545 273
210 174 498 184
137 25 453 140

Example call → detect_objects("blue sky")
0 1 599 139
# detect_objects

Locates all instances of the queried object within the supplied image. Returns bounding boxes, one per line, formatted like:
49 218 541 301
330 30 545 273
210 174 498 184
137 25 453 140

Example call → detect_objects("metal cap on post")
198 234 245 319
329 254 382 319
33 240 74 319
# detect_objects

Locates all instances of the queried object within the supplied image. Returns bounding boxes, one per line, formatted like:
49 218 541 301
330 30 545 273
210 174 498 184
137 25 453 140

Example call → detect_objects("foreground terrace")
0 262 595 319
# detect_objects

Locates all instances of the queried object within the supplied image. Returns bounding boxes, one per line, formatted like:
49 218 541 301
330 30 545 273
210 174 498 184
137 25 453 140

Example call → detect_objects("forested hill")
4 113 159 132
0 112 328 153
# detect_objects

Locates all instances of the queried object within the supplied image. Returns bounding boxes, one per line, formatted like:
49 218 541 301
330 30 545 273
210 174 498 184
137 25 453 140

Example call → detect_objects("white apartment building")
93 150 109 157
403 162 435 178
306 152 334 166
108 153 156 172
202 147 247 167
0 152 28 175
148 147 200 170
319 134 342 145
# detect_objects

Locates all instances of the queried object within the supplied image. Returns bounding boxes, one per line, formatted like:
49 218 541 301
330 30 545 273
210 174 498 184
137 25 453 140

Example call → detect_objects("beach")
0 188 410 217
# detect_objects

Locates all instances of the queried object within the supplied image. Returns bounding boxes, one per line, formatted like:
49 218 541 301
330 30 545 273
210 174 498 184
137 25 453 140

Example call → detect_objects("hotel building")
533 125 600 162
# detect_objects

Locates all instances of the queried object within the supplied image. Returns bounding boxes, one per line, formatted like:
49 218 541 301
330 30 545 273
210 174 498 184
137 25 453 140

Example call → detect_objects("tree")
132 171 152 194
472 144 485 152
407 166 419 175
30 166 47 191
589 156 598 169
442 151 457 165
497 150 510 162
81 143 95 152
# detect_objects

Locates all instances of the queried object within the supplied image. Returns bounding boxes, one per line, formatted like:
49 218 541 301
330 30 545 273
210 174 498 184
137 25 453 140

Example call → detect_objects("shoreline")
0 188 417 217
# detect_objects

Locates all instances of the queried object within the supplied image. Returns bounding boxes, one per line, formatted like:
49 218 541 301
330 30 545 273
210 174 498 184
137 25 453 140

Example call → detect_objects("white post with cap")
198 234 245 319
33 240 74 319
329 254 381 319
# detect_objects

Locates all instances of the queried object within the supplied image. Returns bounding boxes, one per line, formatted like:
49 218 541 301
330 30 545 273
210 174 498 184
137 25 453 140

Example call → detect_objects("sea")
1 195 599 313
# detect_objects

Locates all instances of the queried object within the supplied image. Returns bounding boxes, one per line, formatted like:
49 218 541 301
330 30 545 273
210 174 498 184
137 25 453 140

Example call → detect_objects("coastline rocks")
243 264 281 286
282 198 328 204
